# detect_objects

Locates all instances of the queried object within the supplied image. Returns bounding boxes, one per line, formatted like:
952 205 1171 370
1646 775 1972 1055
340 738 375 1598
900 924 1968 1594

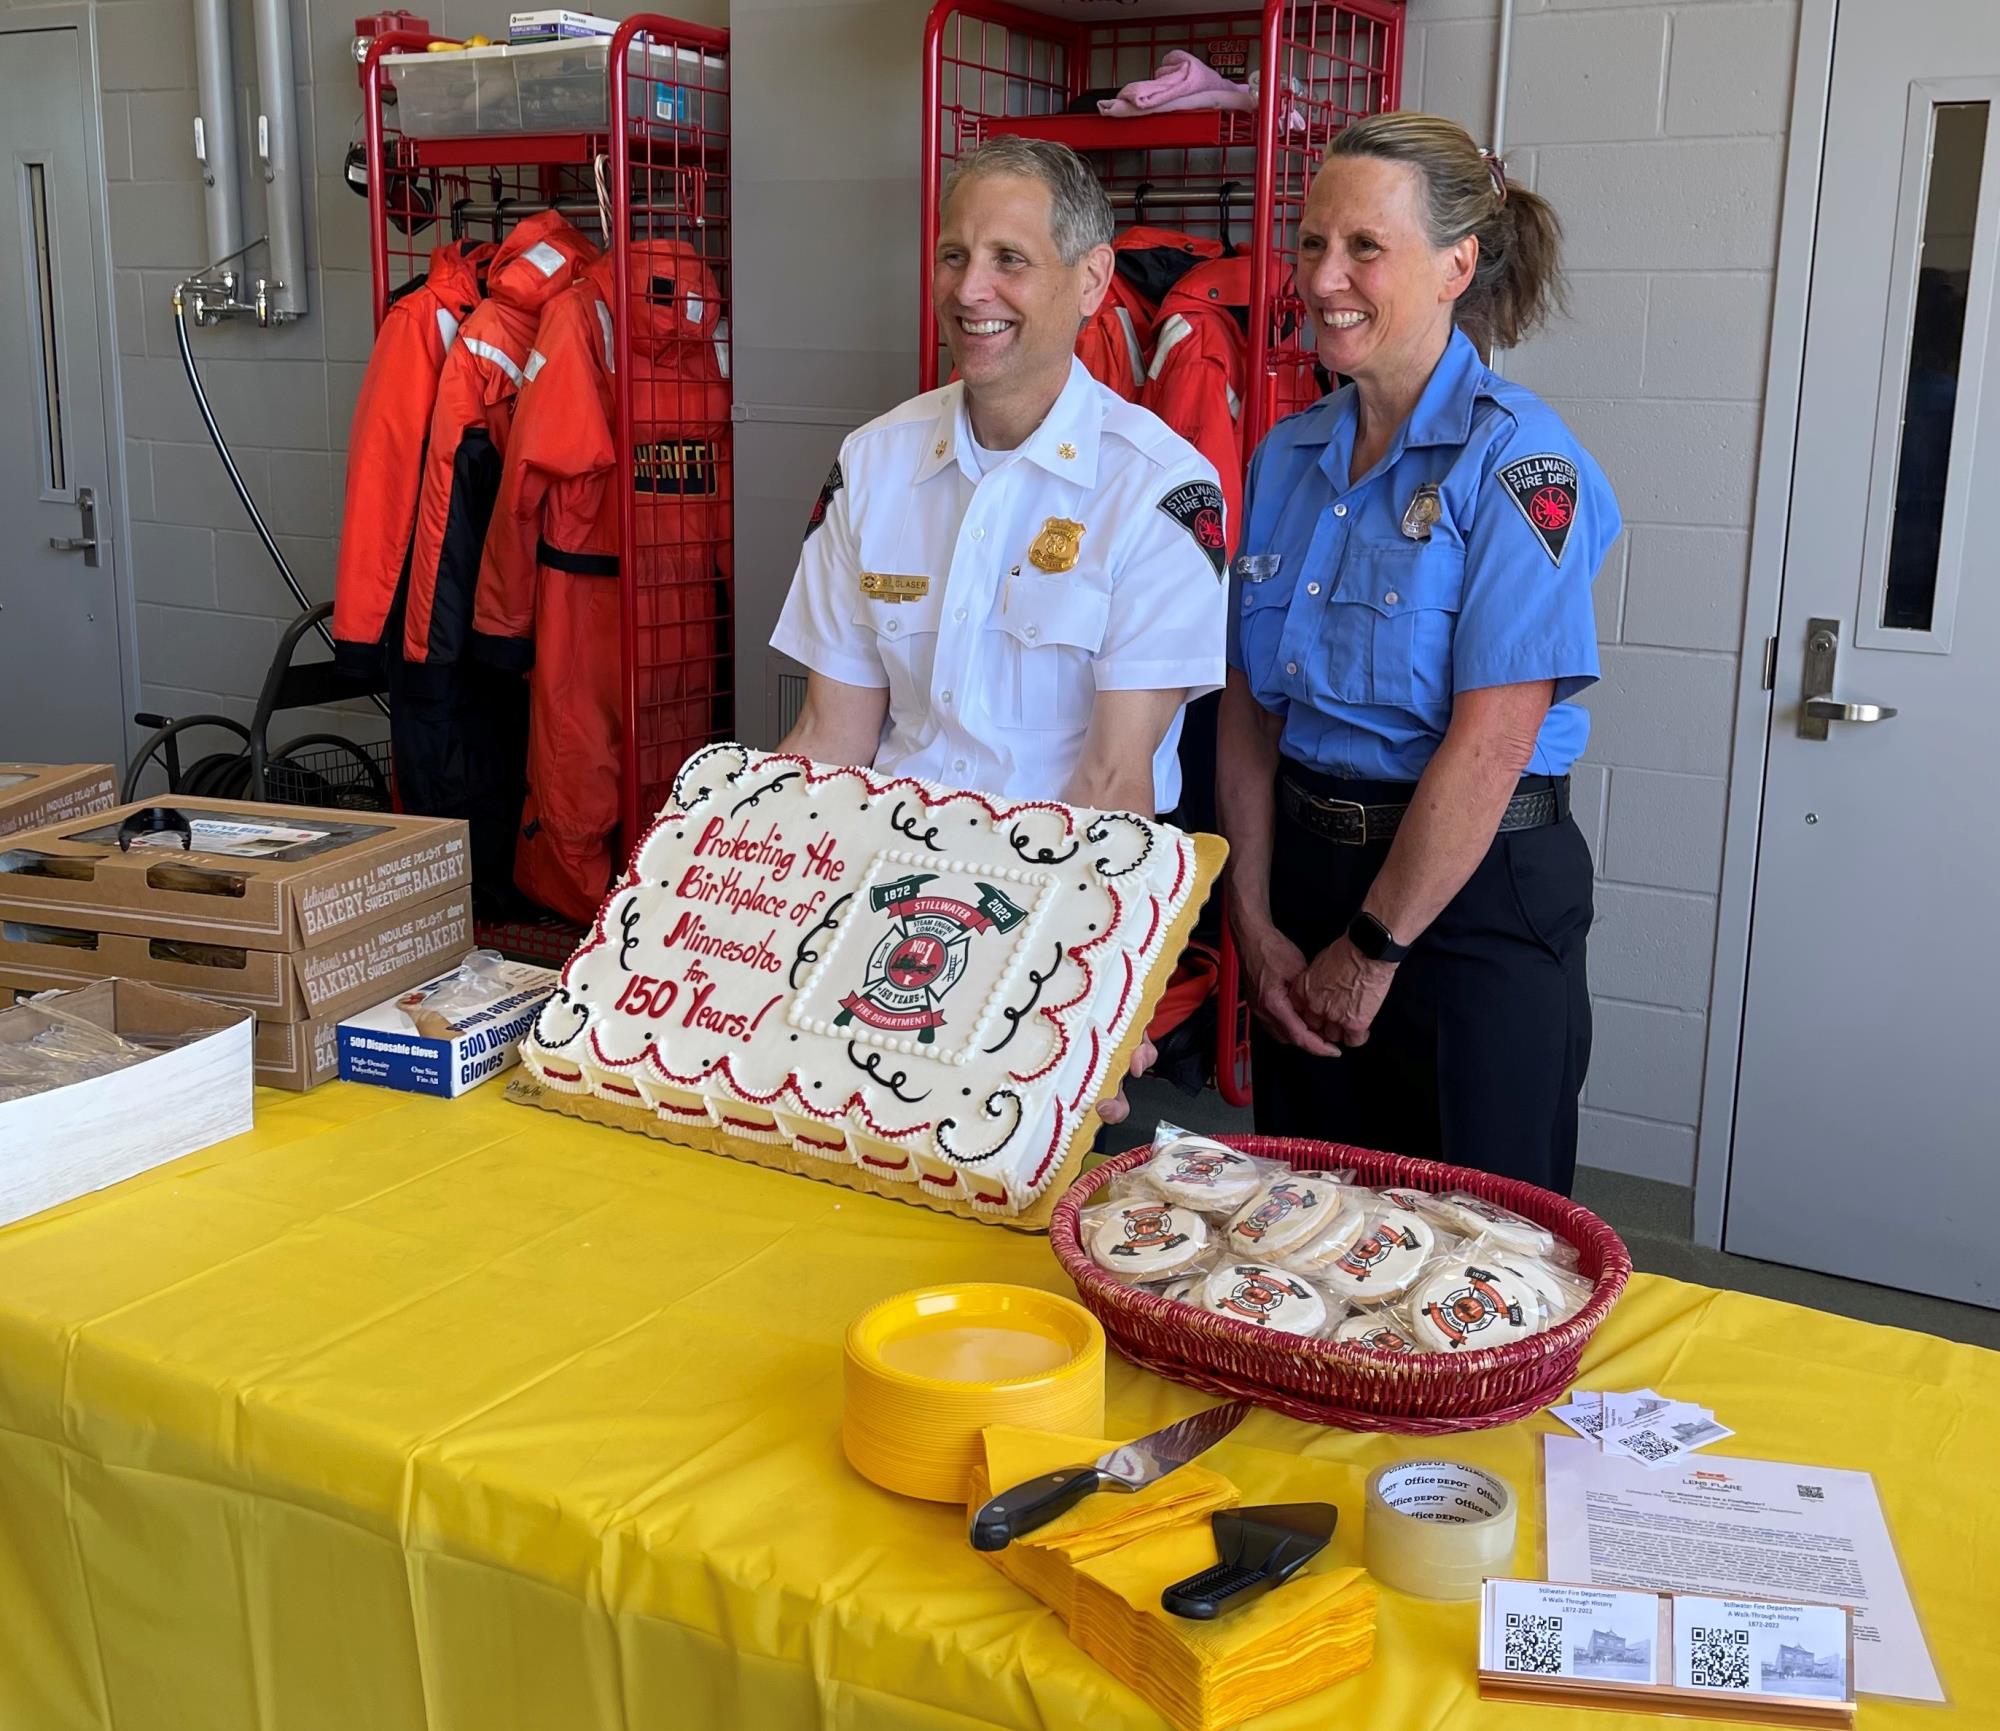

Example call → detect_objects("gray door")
1728 0 2000 1304
0 23 127 765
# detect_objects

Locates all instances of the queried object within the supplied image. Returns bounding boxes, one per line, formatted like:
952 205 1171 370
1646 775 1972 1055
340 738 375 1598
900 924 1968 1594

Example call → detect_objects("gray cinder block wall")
1410 0 1801 1184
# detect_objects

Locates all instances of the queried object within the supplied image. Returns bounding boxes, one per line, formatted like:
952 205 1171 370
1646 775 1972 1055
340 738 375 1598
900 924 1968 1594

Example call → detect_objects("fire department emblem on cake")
833 872 1029 1043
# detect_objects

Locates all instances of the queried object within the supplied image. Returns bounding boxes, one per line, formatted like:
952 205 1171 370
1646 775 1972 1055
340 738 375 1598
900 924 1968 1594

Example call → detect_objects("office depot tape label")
1374 1461 1510 1524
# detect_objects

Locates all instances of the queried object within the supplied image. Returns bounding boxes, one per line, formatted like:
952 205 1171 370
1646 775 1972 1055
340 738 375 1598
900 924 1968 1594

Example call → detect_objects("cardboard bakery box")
255 1015 343 1091
0 978 254 1228
0 799 468 950
0 764 118 839
0 888 475 1022
337 955 558 1098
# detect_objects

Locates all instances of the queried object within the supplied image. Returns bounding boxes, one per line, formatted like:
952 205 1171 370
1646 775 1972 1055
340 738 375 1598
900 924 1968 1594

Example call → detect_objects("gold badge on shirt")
1028 517 1085 573
858 571 930 602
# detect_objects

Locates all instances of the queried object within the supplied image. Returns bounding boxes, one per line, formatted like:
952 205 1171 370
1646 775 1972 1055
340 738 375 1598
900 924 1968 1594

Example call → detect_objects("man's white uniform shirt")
771 357 1228 813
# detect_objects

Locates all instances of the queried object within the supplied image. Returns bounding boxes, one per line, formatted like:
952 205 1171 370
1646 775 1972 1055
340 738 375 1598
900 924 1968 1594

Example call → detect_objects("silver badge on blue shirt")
1400 482 1442 542
1232 554 1283 583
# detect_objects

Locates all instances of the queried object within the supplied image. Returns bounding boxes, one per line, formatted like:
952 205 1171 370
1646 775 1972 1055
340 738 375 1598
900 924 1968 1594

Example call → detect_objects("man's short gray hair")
940 137 1114 264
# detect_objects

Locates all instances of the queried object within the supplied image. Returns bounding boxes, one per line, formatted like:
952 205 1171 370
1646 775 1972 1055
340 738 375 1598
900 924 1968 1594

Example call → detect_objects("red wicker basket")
1050 1136 1633 1434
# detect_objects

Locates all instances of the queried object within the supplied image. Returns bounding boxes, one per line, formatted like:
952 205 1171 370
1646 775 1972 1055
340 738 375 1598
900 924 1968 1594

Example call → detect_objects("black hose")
173 295 390 718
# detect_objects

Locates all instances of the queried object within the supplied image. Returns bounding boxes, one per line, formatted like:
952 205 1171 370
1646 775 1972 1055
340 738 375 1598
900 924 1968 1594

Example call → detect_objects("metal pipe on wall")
251 0 308 320
190 0 244 269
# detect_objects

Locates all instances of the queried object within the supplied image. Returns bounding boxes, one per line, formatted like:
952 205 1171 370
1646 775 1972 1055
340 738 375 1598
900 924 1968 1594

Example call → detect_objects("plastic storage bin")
387 37 727 137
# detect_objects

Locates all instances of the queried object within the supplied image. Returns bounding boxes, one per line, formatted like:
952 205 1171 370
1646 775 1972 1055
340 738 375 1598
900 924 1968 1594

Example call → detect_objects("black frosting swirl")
789 892 853 989
847 1042 931 1105
934 1089 1024 1165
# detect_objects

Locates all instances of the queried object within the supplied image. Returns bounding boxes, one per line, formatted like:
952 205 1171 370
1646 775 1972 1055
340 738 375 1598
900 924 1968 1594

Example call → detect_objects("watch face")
1350 913 1397 959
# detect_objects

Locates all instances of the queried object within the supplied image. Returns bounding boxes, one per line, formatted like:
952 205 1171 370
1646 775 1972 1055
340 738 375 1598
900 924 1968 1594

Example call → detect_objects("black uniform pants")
1249 762 1594 1195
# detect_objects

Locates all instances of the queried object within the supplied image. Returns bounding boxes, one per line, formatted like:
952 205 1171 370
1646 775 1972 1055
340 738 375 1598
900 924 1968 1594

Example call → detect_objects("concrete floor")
1104 1076 2000 1354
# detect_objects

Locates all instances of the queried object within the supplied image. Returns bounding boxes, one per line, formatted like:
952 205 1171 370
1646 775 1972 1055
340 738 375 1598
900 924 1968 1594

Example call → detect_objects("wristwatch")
1346 910 1409 965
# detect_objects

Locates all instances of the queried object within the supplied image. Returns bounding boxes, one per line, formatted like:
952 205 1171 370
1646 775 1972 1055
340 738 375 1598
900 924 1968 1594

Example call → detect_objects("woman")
1217 113 1618 1195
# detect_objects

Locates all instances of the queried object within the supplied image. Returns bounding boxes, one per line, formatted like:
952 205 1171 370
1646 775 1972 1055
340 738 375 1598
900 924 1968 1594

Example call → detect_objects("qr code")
1798 1483 1825 1500
1691 1625 1751 1689
1621 1427 1678 1463
1503 1611 1565 1675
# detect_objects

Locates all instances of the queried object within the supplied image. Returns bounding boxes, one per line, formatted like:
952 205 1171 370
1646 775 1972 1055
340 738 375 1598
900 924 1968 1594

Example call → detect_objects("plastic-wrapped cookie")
1408 1260 1545 1352
1332 1312 1420 1354
1427 1190 1556 1258
1144 1136 1265 1211
1307 1210 1438 1304
1201 1262 1329 1335
1155 1269 1208 1306
1225 1175 1354 1259
1089 1201 1210 1278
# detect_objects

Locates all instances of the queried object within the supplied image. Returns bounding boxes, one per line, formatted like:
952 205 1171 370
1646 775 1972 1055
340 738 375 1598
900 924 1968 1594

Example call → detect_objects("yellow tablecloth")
0 1083 1992 1730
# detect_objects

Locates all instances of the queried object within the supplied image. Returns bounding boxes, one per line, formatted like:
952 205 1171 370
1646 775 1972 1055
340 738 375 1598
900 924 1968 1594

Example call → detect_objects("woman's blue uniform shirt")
1227 328 1619 780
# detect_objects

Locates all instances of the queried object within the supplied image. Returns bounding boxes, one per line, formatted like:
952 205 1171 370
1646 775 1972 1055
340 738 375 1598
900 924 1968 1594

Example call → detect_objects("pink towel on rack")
1097 51 1304 130
1098 50 1255 118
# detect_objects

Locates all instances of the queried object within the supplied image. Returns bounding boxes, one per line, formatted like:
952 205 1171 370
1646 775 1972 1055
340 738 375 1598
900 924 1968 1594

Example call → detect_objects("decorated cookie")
1332 1313 1420 1354
1201 1262 1329 1335
1225 1175 1354 1258
1144 1136 1264 1211
1304 1209 1438 1303
1427 1190 1557 1257
1088 1201 1210 1278
1408 1261 1545 1352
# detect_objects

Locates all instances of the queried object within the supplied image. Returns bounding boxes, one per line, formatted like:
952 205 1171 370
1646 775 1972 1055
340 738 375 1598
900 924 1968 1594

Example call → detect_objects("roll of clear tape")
1363 1459 1517 1601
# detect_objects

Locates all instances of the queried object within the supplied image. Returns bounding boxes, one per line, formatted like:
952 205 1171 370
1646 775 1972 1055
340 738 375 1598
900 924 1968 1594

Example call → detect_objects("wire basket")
260 740 395 812
1050 1136 1632 1434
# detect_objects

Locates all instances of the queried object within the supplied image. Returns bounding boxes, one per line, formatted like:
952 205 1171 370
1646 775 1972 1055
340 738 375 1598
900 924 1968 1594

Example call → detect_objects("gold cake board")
508 831 1226 1232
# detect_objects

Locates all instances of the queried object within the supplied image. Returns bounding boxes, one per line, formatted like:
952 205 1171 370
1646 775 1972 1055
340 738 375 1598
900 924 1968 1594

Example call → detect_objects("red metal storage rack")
918 0 1402 1103
359 18 731 958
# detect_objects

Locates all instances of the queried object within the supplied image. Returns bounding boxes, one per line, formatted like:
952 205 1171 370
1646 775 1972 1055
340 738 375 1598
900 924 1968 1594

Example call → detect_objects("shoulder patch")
1157 480 1227 579
1496 453 1579 566
803 461 843 541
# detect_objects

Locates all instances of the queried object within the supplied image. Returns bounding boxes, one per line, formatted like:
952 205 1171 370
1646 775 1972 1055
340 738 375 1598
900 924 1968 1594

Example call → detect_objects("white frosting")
518 746 1199 1215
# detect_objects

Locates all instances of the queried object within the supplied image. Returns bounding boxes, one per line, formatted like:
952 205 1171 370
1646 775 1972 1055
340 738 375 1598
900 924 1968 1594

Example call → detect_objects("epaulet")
1099 394 1202 469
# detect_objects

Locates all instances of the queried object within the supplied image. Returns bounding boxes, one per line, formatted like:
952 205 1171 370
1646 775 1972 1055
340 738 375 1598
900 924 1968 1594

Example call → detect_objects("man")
771 137 1228 824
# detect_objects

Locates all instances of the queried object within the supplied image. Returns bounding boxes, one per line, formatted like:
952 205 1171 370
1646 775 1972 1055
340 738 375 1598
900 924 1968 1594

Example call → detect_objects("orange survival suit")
393 213 597 905
329 239 492 679
1073 226 1223 400
479 240 731 922
1142 253 1253 553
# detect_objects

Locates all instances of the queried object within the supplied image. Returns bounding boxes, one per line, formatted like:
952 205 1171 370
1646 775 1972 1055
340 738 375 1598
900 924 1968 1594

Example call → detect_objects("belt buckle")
1311 793 1370 846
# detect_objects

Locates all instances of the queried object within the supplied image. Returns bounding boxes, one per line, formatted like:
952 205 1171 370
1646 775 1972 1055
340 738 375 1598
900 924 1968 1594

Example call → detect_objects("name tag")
859 572 930 602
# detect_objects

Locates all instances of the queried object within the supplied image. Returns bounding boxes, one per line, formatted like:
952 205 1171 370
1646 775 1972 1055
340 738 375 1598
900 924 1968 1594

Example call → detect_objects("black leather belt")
1279 773 1570 847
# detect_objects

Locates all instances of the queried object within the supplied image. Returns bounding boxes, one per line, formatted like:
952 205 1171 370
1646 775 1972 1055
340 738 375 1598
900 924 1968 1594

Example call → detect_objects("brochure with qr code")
1481 1581 1663 1683
1543 1435 1941 1702
1673 1595 1850 1701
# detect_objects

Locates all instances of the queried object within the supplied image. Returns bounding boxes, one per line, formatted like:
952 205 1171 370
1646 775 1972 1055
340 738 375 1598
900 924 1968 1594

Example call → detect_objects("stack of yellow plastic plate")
844 1284 1107 1502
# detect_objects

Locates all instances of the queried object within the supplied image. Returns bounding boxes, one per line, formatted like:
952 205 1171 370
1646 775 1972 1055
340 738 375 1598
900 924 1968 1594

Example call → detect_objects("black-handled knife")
968 1400 1252 1553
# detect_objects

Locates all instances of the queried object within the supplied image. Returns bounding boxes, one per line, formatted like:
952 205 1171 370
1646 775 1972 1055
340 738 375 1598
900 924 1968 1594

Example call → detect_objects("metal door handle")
48 487 99 567
1803 696 1897 724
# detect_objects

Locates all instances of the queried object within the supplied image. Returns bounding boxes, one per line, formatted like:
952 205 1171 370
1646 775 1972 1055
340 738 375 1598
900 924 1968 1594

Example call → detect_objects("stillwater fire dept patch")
803 460 843 540
1496 453 1579 567
1157 480 1228 579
